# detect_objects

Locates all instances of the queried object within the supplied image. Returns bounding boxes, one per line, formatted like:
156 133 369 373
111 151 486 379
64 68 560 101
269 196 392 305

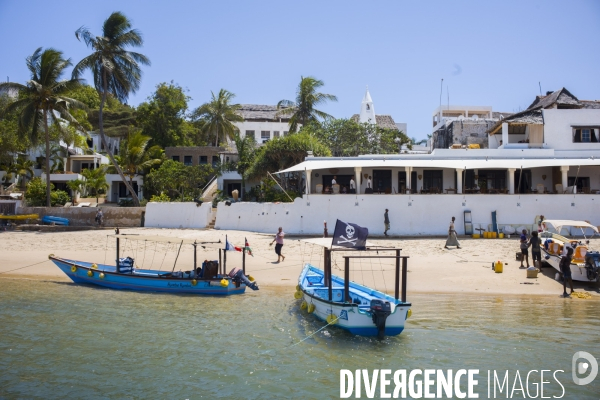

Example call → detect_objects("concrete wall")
213 194 600 236
144 202 212 229
18 206 146 227
543 109 600 151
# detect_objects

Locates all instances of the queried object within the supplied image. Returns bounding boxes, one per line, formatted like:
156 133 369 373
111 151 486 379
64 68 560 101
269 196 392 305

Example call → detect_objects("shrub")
25 178 51 206
149 192 171 202
51 190 70 206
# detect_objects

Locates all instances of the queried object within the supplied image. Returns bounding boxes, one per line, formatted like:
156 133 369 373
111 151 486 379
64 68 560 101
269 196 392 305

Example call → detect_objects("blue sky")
1 1 599 140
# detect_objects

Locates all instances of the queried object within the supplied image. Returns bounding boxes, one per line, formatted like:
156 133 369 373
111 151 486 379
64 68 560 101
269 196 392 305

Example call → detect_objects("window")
212 156 219 167
423 170 443 190
245 130 255 139
172 156 180 162
199 155 208 164
184 156 192 166
283 131 289 136
273 131 280 138
261 131 270 139
573 128 599 143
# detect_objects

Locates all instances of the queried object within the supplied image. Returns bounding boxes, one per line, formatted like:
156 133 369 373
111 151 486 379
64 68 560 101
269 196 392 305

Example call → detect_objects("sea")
0 278 598 399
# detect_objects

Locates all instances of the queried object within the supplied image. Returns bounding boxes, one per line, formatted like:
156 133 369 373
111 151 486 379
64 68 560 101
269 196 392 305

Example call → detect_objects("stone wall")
17 207 146 227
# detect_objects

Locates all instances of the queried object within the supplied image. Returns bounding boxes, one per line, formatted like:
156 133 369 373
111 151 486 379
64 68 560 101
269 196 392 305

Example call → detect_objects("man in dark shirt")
529 231 542 269
560 247 574 297
384 209 390 236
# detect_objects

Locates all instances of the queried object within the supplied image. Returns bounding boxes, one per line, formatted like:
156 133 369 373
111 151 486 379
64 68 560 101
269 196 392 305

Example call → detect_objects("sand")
1 228 599 298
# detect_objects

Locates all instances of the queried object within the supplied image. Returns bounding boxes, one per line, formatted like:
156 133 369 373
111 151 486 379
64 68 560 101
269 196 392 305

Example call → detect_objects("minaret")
359 86 376 124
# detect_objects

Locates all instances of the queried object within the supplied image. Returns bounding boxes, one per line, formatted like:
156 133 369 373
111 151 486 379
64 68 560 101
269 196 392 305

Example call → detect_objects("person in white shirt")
349 176 356 193
367 176 372 189
444 216 461 249
332 176 337 185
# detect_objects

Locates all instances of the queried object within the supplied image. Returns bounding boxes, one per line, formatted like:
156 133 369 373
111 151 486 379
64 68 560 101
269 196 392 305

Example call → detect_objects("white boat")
296 238 411 338
540 220 600 282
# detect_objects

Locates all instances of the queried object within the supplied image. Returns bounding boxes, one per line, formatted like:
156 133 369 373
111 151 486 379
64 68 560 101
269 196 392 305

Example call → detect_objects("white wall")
214 194 600 236
544 109 600 151
234 121 291 144
145 202 213 229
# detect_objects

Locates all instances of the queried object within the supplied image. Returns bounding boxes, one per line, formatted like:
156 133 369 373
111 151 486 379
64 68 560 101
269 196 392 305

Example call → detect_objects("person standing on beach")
444 216 461 249
519 229 530 268
529 231 542 269
270 227 285 262
560 246 574 297
384 209 390 236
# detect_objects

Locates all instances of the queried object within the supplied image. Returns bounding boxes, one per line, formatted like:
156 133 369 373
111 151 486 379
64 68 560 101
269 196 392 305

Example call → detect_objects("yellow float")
70 266 77 273
220 279 228 287
91 263 98 269
87 270 93 277
248 275 255 282
300 300 307 310
192 279 197 286
407 309 412 319
48 253 55 259
326 314 338 325
307 303 315 313
99 273 105 279
294 290 303 299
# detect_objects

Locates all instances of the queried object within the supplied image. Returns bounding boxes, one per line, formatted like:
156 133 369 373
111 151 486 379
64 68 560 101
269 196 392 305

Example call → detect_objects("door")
373 170 392 193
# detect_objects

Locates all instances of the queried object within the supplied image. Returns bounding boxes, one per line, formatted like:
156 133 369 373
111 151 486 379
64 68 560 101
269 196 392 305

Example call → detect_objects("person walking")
384 209 390 236
560 246 574 297
519 229 530 268
95 208 104 227
270 226 285 262
444 216 461 249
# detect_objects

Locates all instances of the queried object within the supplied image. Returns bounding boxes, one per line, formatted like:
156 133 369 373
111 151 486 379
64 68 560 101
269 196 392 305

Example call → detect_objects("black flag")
332 219 368 249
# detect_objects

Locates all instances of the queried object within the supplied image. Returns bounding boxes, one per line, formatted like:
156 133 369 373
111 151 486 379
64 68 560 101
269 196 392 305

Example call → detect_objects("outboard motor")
370 299 391 339
584 251 600 282
228 268 259 290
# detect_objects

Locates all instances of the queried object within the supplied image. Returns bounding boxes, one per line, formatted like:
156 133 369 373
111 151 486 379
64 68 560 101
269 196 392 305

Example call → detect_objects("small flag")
225 236 242 252
332 219 368 249
244 238 253 256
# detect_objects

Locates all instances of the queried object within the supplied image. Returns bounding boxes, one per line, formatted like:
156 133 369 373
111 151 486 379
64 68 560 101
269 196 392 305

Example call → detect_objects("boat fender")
48 253 54 259
248 275 255 282
407 309 412 319
295 284 300 291
307 303 315 313
294 290 303 299
87 270 93 277
370 299 392 340
192 279 197 286
220 279 228 287
326 314 337 325
91 263 98 269
71 266 77 273
300 300 307 310
99 273 105 279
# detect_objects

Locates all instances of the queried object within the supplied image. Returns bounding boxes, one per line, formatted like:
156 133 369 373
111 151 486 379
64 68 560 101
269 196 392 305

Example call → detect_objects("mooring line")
289 315 339 347
0 259 50 275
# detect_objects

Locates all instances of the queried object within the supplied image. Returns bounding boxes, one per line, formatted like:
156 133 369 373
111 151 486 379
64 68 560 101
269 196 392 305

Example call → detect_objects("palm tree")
232 132 256 200
193 89 243 147
9 158 35 190
112 130 163 196
277 76 337 132
82 167 109 204
72 11 150 206
0 48 85 206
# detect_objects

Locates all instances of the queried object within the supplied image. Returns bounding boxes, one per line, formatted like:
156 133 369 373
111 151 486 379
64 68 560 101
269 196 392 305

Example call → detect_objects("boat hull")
541 248 598 283
298 264 411 336
51 257 246 295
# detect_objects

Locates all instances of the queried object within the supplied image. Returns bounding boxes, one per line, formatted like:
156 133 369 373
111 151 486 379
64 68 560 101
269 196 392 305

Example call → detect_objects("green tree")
192 89 243 147
8 157 35 189
73 11 151 207
245 132 331 182
25 177 69 206
82 167 109 203
277 76 337 133
0 95 30 166
302 119 368 157
111 130 163 196
0 48 85 206
136 81 193 148
145 160 214 201
232 132 257 199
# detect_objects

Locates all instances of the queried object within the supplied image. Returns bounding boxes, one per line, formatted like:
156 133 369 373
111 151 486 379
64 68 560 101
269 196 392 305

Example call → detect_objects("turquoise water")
0 278 599 399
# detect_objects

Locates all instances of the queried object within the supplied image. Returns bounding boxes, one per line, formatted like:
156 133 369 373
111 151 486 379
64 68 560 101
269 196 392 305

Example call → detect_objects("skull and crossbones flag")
332 219 368 249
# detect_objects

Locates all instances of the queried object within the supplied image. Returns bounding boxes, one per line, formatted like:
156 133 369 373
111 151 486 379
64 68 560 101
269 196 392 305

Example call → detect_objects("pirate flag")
332 219 368 249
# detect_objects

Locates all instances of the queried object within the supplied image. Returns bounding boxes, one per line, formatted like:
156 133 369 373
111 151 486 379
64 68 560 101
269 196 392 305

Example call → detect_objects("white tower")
359 86 376 124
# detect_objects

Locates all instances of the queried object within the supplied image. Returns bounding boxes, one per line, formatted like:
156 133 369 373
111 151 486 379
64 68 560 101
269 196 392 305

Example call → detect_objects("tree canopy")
192 89 243 147
145 159 215 201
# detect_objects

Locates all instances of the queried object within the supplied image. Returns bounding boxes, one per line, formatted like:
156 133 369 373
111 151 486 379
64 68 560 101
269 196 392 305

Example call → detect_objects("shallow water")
0 278 598 399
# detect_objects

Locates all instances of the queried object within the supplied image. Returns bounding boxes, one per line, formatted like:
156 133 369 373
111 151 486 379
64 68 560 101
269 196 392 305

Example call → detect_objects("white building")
234 104 291 144
351 87 404 131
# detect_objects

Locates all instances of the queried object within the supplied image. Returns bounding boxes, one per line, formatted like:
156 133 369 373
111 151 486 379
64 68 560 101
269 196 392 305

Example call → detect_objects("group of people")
324 175 368 194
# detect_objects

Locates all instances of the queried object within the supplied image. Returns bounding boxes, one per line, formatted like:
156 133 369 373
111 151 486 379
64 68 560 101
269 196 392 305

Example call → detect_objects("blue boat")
295 238 411 338
42 215 69 226
49 234 258 295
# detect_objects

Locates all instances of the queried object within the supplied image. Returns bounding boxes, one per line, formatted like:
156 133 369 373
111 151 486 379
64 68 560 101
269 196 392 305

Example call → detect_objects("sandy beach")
1 228 599 298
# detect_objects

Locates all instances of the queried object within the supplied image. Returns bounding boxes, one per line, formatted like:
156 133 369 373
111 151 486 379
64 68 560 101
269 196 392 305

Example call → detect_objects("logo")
572 351 598 386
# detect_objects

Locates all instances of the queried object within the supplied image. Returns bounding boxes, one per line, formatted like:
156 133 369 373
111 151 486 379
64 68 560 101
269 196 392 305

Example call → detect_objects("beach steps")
208 208 217 228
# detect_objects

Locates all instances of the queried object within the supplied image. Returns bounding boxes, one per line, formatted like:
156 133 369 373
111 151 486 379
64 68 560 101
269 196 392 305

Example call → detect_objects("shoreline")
1 227 599 298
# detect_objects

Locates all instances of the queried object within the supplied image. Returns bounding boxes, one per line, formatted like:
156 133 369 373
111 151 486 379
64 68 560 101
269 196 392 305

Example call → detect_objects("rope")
0 259 49 275
289 315 340 347
150 241 158 270
571 291 592 299
142 240 147 269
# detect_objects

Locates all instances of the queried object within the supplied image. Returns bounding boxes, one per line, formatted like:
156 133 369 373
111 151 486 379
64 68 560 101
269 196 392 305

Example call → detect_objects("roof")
276 157 600 174
543 220 599 234
237 104 291 121
351 114 399 130
527 88 580 110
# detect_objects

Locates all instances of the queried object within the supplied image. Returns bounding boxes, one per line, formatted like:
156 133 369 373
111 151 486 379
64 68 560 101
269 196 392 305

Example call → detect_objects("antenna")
538 82 542 96
438 78 443 124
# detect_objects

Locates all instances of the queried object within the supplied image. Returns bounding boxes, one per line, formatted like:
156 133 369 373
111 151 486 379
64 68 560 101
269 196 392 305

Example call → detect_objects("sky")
1 0 599 141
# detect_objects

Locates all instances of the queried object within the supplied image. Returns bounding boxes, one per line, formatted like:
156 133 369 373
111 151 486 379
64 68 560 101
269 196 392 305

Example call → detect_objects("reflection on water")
0 278 598 399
